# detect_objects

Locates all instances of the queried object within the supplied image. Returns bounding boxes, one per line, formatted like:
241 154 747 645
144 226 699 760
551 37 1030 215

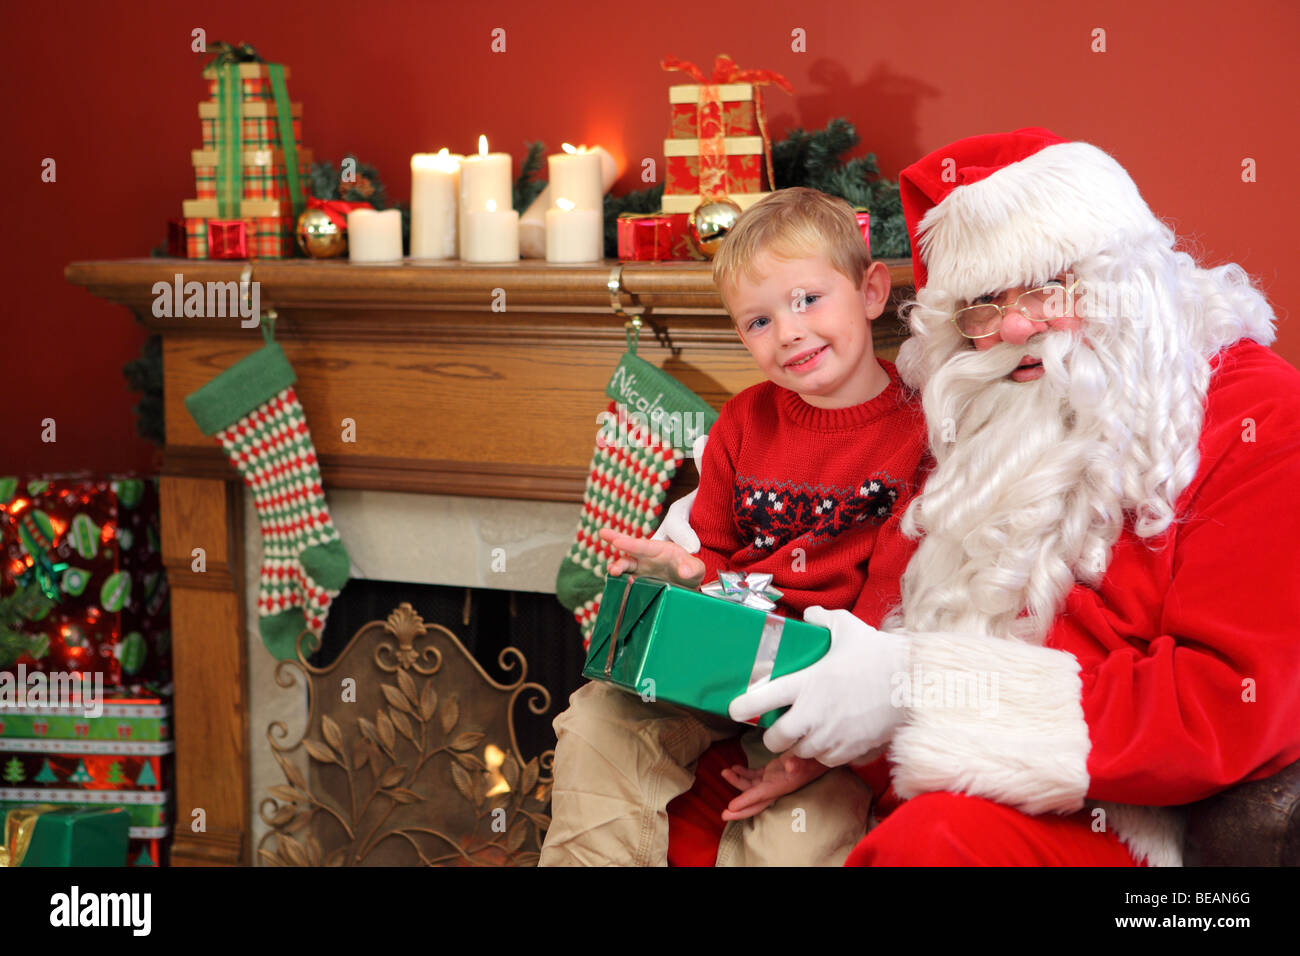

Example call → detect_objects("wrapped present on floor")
0 805 130 867
0 696 172 867
0 477 171 693
659 54 792 217
582 572 830 729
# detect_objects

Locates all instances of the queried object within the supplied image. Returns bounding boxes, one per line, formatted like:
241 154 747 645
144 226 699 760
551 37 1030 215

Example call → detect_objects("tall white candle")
521 143 618 258
460 135 519 262
347 208 403 262
410 149 461 259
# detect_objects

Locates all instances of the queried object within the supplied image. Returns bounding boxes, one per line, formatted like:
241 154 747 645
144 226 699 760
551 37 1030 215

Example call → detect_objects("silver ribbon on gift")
700 571 783 612
747 612 785 694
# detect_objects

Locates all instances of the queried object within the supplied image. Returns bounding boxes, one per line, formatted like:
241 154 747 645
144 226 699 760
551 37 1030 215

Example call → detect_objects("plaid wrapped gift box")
179 214 296 260
200 100 303 150
193 148 312 202
202 62 292 103
668 82 760 139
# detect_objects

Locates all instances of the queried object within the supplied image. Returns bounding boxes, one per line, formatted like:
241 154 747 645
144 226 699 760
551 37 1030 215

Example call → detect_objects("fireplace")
65 256 912 864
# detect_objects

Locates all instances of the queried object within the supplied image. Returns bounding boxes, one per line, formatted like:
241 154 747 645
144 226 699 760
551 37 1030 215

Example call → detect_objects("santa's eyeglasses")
952 278 1082 339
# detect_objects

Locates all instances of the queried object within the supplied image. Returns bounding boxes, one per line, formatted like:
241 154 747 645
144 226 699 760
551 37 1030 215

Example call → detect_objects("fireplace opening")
310 578 587 762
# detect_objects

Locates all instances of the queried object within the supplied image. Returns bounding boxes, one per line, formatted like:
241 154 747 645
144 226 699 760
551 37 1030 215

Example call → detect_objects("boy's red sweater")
691 360 929 623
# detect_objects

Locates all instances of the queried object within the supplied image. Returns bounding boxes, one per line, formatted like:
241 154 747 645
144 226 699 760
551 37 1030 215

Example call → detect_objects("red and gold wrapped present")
660 55 792 207
661 192 770 216
0 476 171 693
193 148 312 202
207 219 248 259
669 82 761 139
182 198 296 219
664 136 765 198
199 100 303 151
617 213 705 260
202 61 292 103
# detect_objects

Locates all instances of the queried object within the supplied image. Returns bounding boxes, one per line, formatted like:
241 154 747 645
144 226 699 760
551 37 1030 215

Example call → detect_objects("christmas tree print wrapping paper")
0 697 172 867
0 476 171 694
582 573 830 729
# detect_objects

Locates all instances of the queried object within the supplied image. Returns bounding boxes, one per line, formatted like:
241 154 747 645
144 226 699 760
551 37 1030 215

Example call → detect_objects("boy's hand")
599 527 706 589
719 753 831 821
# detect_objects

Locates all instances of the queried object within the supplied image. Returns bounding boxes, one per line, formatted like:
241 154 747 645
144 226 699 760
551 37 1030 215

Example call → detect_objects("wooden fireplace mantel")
65 256 914 866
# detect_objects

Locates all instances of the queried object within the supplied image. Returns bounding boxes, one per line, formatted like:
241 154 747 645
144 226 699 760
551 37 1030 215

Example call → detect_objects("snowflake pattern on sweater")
733 473 902 556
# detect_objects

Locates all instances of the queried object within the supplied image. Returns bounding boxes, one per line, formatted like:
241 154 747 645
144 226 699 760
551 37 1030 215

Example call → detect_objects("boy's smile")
723 251 891 409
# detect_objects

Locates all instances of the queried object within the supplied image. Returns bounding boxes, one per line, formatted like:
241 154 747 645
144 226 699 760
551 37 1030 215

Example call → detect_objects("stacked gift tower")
172 58 310 259
0 698 172 866
617 55 793 261
1 476 173 866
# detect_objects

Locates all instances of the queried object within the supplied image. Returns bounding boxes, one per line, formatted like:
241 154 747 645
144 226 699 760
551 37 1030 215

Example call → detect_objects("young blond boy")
539 188 928 866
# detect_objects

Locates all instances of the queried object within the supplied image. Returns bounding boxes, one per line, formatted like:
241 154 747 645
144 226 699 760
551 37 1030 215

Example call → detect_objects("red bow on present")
308 196 374 231
662 55 793 199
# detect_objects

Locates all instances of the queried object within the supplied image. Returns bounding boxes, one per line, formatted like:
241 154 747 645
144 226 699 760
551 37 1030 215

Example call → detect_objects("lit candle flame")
562 143 578 154
556 197 575 211
485 199 497 213
478 134 488 156
484 744 511 796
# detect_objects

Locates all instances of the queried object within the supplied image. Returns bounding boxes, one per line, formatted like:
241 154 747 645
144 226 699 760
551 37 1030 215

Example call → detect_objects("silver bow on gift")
700 571 783 612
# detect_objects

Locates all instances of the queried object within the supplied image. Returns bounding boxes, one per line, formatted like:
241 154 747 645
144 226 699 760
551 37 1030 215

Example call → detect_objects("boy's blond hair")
713 187 871 306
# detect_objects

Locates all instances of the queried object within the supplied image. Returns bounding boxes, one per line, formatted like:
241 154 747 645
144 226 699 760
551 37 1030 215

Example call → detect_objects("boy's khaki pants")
538 680 872 866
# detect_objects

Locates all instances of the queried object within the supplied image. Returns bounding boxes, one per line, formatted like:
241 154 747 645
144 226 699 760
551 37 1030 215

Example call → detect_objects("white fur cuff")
888 630 1091 815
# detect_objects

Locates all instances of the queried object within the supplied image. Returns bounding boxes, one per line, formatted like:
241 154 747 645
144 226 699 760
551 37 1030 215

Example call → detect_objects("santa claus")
663 128 1300 865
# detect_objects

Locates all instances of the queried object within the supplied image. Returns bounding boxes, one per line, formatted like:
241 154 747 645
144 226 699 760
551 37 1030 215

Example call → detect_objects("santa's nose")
997 309 1050 345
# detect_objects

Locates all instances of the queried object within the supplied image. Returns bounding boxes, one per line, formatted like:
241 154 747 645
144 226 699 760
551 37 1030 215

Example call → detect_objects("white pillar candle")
545 199 603 262
410 149 461 259
347 208 403 262
521 144 618 258
463 198 520 263
459 135 517 261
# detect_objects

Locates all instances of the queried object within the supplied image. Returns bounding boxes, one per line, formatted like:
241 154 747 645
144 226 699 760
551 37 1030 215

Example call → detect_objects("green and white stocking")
556 348 716 646
185 326 351 660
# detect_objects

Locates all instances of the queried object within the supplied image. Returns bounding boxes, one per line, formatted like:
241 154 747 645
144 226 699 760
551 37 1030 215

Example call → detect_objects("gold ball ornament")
688 198 744 258
296 208 347 258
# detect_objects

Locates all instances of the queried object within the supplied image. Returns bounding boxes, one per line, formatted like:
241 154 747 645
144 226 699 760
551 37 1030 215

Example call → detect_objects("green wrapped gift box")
5 806 130 867
582 573 830 728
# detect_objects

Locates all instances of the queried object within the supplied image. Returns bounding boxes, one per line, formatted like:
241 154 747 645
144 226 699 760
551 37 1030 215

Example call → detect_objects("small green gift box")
582 572 830 728
4 806 130 867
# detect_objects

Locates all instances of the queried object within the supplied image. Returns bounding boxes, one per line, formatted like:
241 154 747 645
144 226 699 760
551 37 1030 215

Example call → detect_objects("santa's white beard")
893 331 1128 643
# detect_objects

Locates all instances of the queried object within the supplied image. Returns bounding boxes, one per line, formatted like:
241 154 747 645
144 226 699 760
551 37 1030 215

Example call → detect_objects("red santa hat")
899 128 1165 299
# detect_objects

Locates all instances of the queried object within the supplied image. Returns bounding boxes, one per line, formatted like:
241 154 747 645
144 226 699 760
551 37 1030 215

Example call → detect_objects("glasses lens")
1017 283 1071 320
955 305 1001 337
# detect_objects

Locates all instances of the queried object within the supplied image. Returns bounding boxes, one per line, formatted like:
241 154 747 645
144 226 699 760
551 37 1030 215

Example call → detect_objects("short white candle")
347 208 403 262
545 198 603 262
521 143 618 258
463 198 520 263
410 148 461 259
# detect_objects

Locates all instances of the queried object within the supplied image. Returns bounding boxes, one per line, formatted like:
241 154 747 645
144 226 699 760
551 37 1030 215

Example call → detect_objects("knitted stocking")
555 349 716 646
185 332 350 661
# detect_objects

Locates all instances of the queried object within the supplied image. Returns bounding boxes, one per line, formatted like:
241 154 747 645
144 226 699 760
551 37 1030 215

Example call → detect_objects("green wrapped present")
582 572 830 728
1 805 129 867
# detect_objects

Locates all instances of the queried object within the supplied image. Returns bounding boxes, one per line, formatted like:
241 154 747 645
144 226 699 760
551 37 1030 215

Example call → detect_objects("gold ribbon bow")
0 804 56 867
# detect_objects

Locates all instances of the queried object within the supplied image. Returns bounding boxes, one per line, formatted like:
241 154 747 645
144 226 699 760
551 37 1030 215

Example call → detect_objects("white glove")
728 606 911 766
650 433 708 552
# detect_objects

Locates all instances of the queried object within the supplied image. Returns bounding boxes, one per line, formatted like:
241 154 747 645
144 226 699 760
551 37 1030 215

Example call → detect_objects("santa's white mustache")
945 331 1082 383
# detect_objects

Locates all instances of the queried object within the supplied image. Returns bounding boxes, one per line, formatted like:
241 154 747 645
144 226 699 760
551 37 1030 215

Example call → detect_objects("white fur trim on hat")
915 141 1165 302
889 629 1091 815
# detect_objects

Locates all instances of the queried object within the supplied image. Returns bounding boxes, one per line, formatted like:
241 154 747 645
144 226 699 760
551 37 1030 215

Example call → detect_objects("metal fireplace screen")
259 603 554 866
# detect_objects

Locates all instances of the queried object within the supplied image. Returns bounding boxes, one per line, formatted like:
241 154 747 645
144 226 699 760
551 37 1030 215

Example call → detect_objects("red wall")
5 0 1296 474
